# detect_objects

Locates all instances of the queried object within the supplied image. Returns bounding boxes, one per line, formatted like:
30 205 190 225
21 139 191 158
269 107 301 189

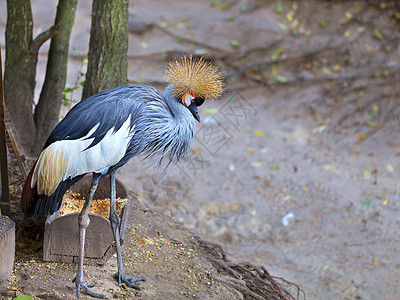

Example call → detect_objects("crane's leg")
72 174 106 299
109 170 146 289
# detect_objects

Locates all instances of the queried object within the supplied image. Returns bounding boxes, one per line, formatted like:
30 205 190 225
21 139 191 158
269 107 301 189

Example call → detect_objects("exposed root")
196 238 306 300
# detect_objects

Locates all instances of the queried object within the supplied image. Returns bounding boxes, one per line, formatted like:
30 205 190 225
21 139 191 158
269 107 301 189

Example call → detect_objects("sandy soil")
1 0 400 299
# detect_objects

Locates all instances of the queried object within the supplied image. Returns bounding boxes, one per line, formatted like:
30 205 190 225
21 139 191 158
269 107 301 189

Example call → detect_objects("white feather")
36 116 133 185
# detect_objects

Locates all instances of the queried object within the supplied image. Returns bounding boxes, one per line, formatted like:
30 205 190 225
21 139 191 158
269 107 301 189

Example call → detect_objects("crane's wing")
44 84 163 149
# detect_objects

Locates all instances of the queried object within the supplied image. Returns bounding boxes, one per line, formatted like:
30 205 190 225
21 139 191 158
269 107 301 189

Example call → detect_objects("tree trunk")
32 0 78 154
4 0 57 155
4 0 36 153
82 0 129 99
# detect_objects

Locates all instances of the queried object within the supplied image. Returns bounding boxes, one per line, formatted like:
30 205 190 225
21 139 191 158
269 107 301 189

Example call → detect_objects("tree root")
196 237 305 300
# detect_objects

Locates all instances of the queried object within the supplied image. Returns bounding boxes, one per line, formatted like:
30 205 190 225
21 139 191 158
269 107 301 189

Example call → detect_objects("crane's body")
21 56 224 299
22 84 195 217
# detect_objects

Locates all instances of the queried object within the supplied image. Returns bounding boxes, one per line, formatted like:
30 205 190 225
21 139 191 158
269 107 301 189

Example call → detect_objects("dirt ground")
1 0 400 299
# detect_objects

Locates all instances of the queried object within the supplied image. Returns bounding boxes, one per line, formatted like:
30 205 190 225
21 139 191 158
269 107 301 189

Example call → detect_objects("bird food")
59 191 128 218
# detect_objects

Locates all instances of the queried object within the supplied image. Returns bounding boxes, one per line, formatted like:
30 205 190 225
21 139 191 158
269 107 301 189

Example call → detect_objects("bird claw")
114 272 146 290
73 276 107 299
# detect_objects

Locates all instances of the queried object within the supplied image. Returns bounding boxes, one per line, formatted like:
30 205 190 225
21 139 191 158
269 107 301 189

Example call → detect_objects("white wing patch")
32 116 133 195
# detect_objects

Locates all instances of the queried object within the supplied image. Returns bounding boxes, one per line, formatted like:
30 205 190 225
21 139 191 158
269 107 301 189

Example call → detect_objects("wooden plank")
0 42 10 216
4 107 27 180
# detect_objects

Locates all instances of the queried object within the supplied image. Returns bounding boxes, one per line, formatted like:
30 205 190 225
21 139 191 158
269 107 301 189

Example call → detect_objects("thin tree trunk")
82 0 129 99
4 0 57 155
4 0 36 153
32 0 78 154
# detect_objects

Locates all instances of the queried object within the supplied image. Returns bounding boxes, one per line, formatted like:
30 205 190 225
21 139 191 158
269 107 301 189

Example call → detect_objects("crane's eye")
195 97 205 107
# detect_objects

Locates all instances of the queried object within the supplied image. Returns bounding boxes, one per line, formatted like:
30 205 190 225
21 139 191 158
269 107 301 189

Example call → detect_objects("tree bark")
82 0 129 99
32 0 78 154
4 0 57 155
4 0 36 153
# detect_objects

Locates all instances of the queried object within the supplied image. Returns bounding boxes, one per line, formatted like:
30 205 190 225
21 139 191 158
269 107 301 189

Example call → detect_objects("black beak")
188 101 201 122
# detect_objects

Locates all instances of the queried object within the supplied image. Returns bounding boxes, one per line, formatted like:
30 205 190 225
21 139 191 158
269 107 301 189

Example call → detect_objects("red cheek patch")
182 92 195 107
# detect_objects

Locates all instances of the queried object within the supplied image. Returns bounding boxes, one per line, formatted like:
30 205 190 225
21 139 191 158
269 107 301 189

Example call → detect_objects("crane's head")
165 55 224 122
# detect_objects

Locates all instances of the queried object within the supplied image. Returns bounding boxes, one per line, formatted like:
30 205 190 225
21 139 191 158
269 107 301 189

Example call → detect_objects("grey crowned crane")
21 55 224 299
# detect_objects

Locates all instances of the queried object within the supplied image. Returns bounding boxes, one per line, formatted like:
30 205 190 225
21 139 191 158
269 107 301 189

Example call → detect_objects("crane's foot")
114 272 146 290
73 276 107 299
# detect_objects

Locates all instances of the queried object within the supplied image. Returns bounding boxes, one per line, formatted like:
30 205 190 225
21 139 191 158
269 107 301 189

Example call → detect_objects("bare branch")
29 25 58 56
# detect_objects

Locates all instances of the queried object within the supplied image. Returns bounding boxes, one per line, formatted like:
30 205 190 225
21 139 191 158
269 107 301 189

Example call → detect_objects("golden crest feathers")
165 55 224 100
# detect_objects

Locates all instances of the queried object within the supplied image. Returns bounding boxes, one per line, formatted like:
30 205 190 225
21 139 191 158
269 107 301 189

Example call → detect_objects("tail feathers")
21 161 84 217
32 175 84 217
21 162 37 213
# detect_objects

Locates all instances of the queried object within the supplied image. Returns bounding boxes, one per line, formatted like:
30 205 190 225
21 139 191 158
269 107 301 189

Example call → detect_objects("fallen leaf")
269 163 281 171
270 66 277 77
202 108 219 114
313 124 327 134
209 0 222 6
319 20 327 28
140 41 149 48
322 67 332 76
283 194 291 201
322 265 329 271
191 147 202 154
324 164 336 172
275 75 288 83
275 3 283 14
230 39 240 49
304 29 312 36
224 15 236 22
363 170 372 179
364 43 372 52
370 105 379 117
362 199 372 207
175 36 185 43
358 26 365 32
271 47 284 60
194 48 208 55
372 28 383 40
218 2 231 10
355 133 366 140
253 130 265 136
286 11 295 22
251 162 262 168
344 30 351 38
277 20 288 31
386 164 394 172
138 237 155 244
365 121 376 128
345 11 352 19
246 147 254 154
382 199 388 206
